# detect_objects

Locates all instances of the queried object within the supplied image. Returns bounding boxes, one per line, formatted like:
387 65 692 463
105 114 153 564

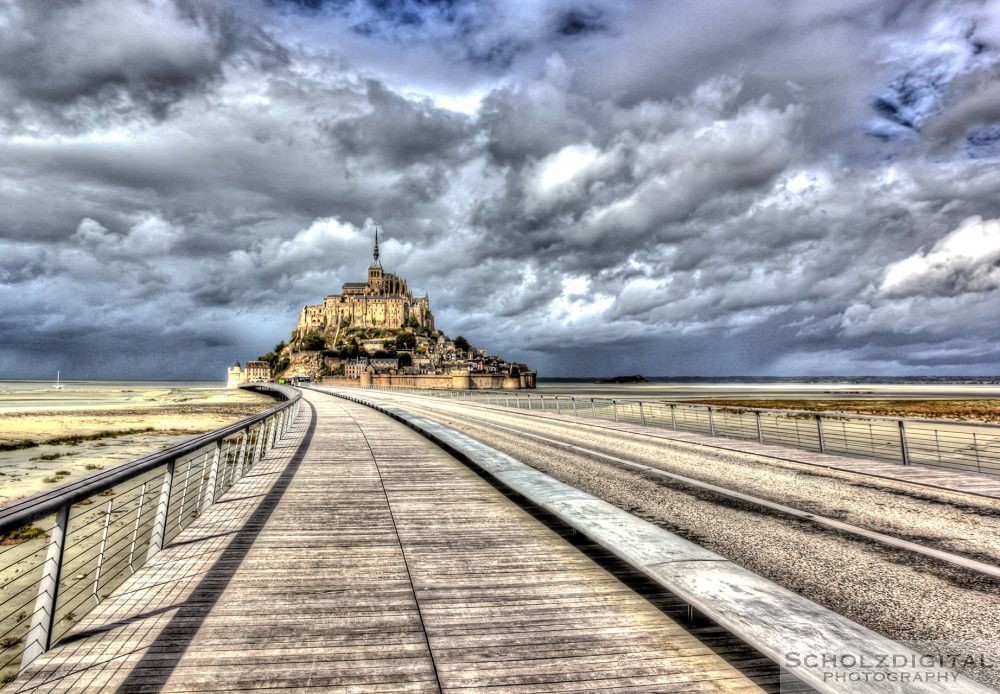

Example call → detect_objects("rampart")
318 371 536 390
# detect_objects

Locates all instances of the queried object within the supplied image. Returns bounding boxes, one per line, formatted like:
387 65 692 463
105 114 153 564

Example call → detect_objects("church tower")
368 227 383 287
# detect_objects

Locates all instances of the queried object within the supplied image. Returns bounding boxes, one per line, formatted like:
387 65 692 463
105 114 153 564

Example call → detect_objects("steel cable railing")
0 384 300 686
355 385 1000 478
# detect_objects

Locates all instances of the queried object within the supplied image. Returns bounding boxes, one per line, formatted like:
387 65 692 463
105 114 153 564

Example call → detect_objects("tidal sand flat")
0 381 272 506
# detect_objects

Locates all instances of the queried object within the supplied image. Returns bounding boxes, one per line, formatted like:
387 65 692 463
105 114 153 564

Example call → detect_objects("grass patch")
41 470 74 486
46 428 155 446
29 453 63 461
0 427 156 452
0 439 36 452
84 463 103 470
0 636 21 649
0 525 46 545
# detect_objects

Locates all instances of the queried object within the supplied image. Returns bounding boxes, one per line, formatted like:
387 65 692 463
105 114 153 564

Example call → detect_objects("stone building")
244 360 270 383
227 360 271 387
226 362 243 388
344 357 370 379
293 230 434 341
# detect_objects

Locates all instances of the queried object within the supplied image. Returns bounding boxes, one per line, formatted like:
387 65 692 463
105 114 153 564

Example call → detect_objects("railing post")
146 460 175 560
128 482 148 573
222 440 236 490
571 397 577 416
555 397 560 414
612 400 619 423
21 505 70 670
92 498 113 604
973 433 981 472
528 395 532 410
816 414 826 453
898 420 910 465
708 407 715 436
591 399 597 418
177 456 194 526
755 411 763 443
202 440 222 511
237 429 249 476
270 415 279 448
255 421 267 460
638 401 646 426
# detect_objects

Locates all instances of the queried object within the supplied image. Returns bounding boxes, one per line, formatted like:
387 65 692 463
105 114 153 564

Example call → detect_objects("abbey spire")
371 226 381 268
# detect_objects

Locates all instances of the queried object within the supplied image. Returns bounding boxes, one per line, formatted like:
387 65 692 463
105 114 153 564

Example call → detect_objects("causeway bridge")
1 386 997 692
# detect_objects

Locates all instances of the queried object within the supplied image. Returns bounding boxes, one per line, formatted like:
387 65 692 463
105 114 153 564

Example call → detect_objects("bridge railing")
361 385 1000 478
0 384 300 683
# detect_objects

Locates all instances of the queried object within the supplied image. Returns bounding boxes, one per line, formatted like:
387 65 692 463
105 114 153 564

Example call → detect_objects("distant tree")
397 353 412 367
274 340 287 354
300 331 325 351
258 351 277 364
394 332 416 350
338 342 361 359
273 357 290 375
454 336 471 352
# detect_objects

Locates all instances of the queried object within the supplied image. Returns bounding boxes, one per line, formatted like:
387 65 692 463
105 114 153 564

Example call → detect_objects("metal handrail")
0 383 300 680
0 384 300 535
611 400 1000 430
342 385 1000 477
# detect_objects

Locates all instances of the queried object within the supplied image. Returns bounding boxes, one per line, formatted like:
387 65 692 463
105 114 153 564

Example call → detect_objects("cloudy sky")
2 0 1000 380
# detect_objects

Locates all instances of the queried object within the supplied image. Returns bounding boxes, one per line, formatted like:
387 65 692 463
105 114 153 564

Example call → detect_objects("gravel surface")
355 390 1000 690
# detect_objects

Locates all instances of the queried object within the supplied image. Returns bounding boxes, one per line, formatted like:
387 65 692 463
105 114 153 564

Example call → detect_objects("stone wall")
317 372 535 390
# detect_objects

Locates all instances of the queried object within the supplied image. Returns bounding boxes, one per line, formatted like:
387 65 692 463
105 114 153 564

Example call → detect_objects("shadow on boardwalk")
109 401 316 692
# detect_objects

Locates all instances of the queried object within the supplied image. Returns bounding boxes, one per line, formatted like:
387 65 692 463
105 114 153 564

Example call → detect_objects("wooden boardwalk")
11 391 759 692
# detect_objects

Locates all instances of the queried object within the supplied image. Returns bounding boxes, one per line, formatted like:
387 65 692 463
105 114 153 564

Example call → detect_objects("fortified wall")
319 370 536 390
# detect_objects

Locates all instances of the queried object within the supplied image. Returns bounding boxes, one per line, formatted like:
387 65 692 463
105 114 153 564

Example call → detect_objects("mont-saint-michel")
228 232 536 390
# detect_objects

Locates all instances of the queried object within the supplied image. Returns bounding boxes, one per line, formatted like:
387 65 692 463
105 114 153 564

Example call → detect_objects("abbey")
228 229 536 389
293 231 434 340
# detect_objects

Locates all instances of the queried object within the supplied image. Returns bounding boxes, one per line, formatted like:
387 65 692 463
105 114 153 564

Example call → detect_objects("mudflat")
0 381 272 506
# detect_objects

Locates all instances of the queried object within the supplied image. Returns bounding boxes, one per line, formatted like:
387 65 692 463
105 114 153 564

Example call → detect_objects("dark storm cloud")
0 0 285 127
2 0 1000 379
327 80 474 165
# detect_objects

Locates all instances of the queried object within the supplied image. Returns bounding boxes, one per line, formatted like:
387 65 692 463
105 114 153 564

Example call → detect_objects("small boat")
54 371 64 390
